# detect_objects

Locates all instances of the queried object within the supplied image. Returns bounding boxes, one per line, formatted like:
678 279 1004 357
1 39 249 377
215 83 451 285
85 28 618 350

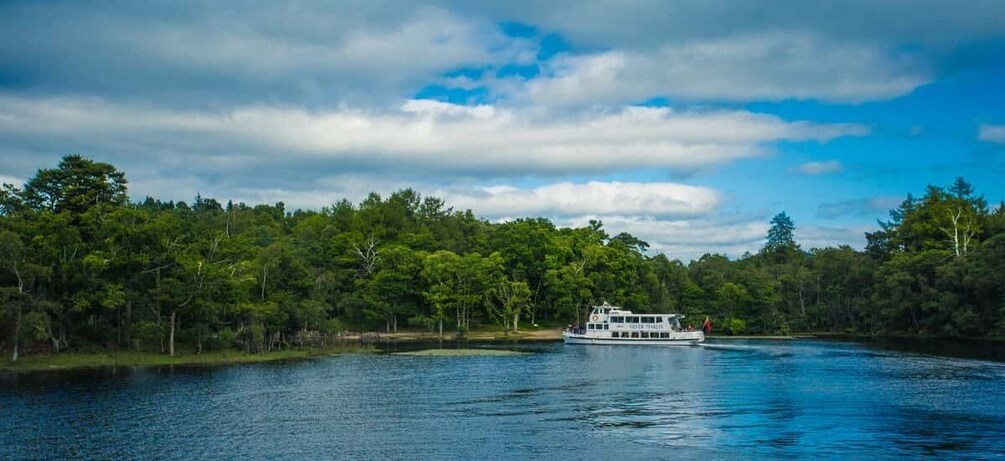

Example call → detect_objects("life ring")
592 315 599 321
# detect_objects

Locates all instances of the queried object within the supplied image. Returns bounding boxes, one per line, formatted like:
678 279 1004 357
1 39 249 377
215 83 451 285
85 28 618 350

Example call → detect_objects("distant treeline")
2 156 1004 361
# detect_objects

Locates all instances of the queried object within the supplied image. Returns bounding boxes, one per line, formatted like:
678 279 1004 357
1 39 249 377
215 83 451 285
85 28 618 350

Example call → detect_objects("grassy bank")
1 344 374 373
363 327 565 342
0 328 559 373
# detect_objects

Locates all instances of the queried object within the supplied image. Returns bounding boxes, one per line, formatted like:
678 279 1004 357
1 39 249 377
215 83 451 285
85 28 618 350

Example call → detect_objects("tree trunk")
532 277 544 325
11 271 23 362
513 311 520 333
260 268 268 301
798 285 806 318
124 299 132 346
438 318 443 340
169 309 177 357
11 305 20 362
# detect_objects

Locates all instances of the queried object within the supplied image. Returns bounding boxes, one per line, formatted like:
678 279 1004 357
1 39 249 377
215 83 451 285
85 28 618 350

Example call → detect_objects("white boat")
563 303 704 346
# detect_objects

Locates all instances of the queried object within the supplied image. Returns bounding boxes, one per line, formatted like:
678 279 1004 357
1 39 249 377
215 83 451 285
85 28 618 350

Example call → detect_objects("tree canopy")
1 157 1003 362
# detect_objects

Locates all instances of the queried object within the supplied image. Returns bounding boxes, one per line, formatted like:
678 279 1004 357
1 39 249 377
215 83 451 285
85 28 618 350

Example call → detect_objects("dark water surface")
2 339 1004 460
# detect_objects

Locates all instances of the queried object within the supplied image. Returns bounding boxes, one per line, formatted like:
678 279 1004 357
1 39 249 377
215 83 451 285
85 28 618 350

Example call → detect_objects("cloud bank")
0 96 867 179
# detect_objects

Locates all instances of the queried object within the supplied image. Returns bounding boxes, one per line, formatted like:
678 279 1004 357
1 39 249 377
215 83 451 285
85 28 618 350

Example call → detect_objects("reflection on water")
2 339 1004 459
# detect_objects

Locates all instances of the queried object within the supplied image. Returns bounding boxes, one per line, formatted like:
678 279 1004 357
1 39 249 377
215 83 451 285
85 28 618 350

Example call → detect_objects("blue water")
2 340 1004 460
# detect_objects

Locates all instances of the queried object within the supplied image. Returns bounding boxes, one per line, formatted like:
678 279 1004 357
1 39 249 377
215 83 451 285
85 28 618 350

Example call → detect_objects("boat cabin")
579 304 687 335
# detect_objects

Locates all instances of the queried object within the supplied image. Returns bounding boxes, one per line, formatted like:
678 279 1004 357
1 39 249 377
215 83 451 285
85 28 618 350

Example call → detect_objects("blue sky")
1 1 1004 260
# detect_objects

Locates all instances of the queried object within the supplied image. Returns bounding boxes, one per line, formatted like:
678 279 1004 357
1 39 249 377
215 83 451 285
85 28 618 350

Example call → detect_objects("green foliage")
0 157 1003 361
22 155 127 215
764 211 798 254
724 317 747 335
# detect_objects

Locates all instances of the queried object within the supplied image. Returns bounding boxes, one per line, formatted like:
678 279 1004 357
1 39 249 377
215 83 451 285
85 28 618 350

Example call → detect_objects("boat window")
627 316 639 323
603 324 609 330
660 332 670 338
611 316 621 323
611 332 618 338
630 332 639 338
641 332 649 338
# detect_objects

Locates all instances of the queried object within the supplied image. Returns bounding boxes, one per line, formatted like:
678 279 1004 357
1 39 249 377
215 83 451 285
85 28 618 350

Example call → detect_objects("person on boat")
702 316 712 335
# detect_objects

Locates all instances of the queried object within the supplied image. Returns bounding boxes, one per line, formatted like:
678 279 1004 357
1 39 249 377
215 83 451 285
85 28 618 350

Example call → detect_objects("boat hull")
563 331 703 346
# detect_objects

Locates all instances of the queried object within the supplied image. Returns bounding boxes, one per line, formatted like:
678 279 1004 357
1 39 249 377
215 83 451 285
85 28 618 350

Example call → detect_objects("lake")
2 339 1004 459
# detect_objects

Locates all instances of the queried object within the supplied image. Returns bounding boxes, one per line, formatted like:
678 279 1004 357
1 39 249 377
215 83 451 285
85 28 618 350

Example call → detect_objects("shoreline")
367 327 566 342
6 329 1001 373
0 344 374 373
0 329 566 373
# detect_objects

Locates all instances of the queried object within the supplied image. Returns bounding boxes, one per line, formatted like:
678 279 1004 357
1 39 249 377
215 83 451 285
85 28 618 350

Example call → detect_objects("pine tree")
764 211 798 253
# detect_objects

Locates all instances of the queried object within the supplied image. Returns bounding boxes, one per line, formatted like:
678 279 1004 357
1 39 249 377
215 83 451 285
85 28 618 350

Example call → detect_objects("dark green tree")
764 211 798 253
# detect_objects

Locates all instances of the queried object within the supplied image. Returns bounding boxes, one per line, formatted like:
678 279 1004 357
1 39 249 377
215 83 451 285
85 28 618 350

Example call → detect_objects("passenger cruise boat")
563 303 704 346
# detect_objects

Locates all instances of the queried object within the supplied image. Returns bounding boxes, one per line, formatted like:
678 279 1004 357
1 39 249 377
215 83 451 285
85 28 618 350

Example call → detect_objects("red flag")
703 317 712 334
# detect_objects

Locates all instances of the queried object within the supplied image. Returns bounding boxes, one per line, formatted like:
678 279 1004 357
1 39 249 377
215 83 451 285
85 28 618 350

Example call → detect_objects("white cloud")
562 215 867 261
439 181 719 218
185 177 718 219
978 124 1005 143
794 160 843 176
0 3 537 107
0 96 868 178
514 33 928 106
795 226 869 250
557 214 770 261
0 175 23 187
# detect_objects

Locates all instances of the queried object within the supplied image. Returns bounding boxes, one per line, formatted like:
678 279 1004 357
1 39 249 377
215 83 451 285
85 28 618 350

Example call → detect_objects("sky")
1 0 1004 260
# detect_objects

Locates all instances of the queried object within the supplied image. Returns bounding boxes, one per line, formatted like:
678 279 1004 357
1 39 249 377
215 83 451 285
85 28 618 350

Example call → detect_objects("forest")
2 156 1004 361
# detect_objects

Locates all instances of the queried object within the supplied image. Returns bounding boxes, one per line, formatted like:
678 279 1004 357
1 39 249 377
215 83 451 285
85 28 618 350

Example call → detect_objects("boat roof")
593 304 683 317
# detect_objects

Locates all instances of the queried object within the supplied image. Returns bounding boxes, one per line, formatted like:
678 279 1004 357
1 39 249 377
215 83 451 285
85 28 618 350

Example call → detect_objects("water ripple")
2 340 1004 459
